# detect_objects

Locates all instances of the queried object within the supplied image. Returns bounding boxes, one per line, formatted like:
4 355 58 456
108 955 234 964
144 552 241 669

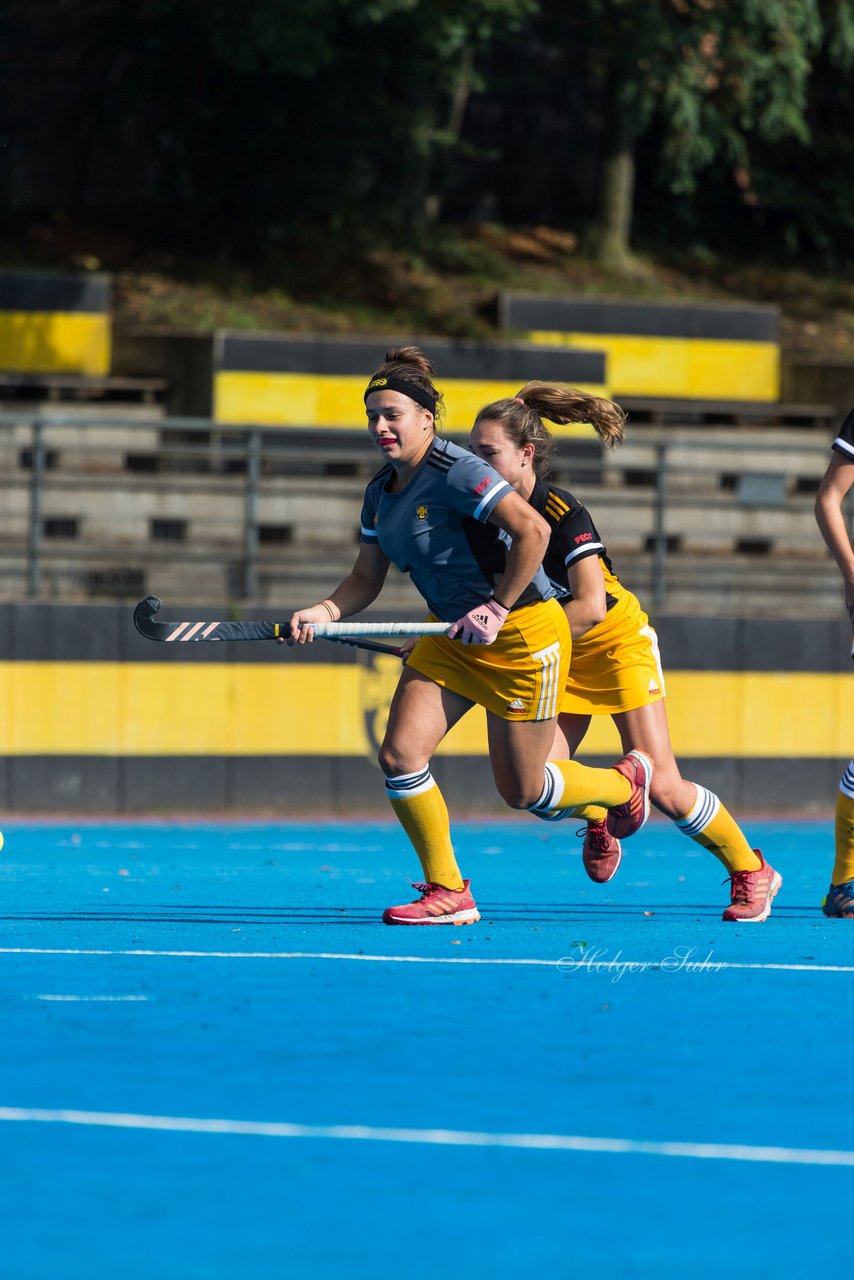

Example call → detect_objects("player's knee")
378 741 418 776
497 781 540 810
377 743 399 775
650 779 687 820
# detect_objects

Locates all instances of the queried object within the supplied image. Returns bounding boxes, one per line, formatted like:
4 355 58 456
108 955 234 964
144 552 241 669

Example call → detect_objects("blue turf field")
1 816 851 1279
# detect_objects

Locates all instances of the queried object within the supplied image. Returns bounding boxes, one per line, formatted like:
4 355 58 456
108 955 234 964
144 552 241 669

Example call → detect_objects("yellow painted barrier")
3 661 851 760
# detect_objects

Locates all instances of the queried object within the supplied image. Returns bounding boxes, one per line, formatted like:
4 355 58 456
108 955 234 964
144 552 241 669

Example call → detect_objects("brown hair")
473 381 625 476
367 345 445 430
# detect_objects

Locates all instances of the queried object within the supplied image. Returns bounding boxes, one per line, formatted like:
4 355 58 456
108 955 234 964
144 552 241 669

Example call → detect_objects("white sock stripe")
840 762 854 800
529 760 564 815
675 785 720 837
385 768 435 799
532 763 555 812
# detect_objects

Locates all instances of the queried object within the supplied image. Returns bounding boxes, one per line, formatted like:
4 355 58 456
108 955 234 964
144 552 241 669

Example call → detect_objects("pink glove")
447 599 509 645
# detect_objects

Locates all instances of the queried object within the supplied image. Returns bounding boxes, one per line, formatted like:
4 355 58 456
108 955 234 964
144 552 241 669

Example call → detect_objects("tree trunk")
596 145 636 272
425 45 474 225
587 87 648 277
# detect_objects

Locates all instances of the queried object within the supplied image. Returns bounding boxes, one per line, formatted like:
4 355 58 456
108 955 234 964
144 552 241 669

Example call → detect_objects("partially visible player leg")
486 714 652 839
823 761 854 918
614 704 759 870
548 711 621 880
612 702 781 921
379 667 478 924
525 710 627 881
542 713 608 823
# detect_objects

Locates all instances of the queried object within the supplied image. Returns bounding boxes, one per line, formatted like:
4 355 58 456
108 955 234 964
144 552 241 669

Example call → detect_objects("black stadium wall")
0 604 849 816
113 330 608 429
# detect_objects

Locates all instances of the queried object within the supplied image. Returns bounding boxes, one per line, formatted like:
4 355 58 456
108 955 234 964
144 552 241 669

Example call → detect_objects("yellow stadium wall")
501 296 781 403
0 606 850 815
528 332 780 402
1 660 851 761
209 332 608 429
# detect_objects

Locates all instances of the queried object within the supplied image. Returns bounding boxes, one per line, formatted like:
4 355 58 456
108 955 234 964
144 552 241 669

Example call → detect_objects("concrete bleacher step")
616 396 837 431
3 411 848 614
0 373 168 407
614 551 846 618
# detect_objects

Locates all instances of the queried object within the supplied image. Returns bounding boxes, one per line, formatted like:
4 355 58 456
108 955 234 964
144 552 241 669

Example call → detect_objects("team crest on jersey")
416 505 428 520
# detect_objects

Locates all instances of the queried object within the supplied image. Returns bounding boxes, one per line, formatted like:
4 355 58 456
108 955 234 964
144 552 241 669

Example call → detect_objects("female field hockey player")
467 383 783 923
815 405 854 918
287 347 653 925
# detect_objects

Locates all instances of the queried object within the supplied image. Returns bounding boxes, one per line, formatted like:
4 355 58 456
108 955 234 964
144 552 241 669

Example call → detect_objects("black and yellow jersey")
528 476 624 611
833 406 854 463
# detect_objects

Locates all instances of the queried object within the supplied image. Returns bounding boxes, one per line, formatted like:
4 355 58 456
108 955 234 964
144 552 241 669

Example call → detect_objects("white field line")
0 1106 852 1167
32 994 149 1002
0 947 854 973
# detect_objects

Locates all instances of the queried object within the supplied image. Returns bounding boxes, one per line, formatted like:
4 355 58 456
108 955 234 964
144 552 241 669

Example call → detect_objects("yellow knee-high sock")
832 764 854 885
385 768 464 891
674 784 760 874
528 759 631 821
573 804 608 823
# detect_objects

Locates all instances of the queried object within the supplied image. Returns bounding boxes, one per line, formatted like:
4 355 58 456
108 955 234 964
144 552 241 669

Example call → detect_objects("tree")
336 0 537 240
0 0 536 254
574 0 824 275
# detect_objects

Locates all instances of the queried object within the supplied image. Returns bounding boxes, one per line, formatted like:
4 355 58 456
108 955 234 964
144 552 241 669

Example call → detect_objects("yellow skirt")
562 591 666 715
406 598 570 721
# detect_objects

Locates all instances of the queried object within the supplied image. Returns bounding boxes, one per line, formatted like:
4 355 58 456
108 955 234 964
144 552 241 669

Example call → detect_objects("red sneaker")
382 879 480 926
722 852 782 922
605 749 654 839
582 820 623 883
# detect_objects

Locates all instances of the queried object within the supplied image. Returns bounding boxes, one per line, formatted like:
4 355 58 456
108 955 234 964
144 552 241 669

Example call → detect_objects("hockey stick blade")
134 596 279 642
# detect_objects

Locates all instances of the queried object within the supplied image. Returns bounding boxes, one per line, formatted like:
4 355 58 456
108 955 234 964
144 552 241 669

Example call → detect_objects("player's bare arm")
565 554 608 640
815 453 854 625
485 489 549 607
288 542 391 642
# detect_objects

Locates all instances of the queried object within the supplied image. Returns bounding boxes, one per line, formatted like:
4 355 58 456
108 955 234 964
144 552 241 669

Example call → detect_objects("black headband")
364 374 437 414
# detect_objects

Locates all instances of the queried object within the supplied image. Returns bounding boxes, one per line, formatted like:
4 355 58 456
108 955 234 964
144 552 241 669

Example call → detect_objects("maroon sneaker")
605 749 654 839
722 853 782 922
382 879 480 926
582 820 623 883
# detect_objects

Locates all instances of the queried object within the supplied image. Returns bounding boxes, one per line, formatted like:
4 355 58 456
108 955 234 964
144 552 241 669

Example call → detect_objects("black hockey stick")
133 597 447 657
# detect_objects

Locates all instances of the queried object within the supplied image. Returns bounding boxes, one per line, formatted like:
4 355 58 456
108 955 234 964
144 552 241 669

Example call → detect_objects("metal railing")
2 411 849 616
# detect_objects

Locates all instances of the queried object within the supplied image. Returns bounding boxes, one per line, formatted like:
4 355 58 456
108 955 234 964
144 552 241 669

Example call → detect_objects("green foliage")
579 0 824 192
3 0 854 269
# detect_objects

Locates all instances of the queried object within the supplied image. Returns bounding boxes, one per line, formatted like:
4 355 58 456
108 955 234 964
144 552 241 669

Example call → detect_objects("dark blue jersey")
359 438 553 620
